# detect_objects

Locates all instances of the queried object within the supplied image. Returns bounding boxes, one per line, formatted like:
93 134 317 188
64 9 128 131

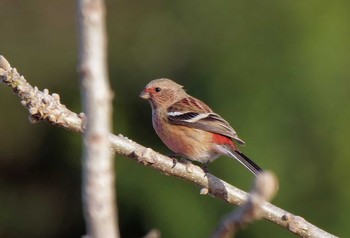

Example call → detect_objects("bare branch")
143 229 161 238
210 171 278 238
77 0 119 237
0 56 84 132
0 55 338 238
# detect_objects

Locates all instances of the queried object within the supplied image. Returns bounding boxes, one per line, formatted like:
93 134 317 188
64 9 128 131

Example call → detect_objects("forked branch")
0 55 338 238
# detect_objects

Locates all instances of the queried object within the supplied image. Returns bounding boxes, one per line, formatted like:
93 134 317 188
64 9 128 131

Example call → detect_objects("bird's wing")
167 97 245 145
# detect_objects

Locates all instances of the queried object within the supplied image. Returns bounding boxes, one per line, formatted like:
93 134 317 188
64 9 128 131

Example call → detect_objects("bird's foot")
202 161 210 176
168 153 194 172
168 153 182 169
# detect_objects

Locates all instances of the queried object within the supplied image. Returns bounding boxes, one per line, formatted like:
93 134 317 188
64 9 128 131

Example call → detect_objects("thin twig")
0 55 338 238
143 229 161 238
211 171 278 238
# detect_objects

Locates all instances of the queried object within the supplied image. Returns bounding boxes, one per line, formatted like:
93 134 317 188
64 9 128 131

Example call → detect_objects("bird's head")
140 78 187 109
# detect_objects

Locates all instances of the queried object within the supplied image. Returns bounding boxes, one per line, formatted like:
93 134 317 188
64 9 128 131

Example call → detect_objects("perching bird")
140 78 262 176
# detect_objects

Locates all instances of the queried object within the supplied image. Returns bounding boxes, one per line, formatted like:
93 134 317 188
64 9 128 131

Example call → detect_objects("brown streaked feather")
167 97 212 114
167 97 245 145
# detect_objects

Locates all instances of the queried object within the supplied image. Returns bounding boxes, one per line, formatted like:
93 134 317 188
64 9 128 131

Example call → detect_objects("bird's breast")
152 116 219 163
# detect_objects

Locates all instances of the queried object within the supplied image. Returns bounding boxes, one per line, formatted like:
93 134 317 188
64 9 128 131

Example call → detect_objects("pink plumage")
140 78 262 176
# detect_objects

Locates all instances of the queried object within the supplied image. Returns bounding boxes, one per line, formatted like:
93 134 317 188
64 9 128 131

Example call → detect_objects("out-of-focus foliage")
0 0 349 237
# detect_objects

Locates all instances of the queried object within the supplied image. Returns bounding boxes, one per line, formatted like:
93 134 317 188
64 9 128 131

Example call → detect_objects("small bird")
140 78 262 176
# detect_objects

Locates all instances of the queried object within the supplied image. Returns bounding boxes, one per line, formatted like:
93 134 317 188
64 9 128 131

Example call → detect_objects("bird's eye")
155 87 161 92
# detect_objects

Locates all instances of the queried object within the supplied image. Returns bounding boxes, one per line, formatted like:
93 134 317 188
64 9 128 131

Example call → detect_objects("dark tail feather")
226 149 263 176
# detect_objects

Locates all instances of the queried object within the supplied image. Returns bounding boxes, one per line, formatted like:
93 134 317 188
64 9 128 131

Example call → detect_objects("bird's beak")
139 90 150 99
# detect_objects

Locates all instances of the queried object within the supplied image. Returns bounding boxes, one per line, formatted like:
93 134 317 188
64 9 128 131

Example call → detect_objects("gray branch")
210 171 278 238
77 0 119 237
0 55 338 238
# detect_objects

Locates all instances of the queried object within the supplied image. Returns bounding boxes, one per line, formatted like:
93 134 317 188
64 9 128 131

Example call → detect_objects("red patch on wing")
212 133 235 146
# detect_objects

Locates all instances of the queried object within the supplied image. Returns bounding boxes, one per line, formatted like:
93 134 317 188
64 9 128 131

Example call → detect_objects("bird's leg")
202 161 210 174
168 153 182 168
178 158 194 173
168 153 193 169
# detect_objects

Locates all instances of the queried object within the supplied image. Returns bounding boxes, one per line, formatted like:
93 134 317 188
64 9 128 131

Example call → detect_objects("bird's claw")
171 158 178 169
202 161 210 176
168 153 180 169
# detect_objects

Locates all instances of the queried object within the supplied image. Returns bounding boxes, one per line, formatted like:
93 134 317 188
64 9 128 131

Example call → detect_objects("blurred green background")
1 0 349 237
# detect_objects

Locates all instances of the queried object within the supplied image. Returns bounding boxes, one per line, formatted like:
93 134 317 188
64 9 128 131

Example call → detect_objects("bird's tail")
224 149 263 176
